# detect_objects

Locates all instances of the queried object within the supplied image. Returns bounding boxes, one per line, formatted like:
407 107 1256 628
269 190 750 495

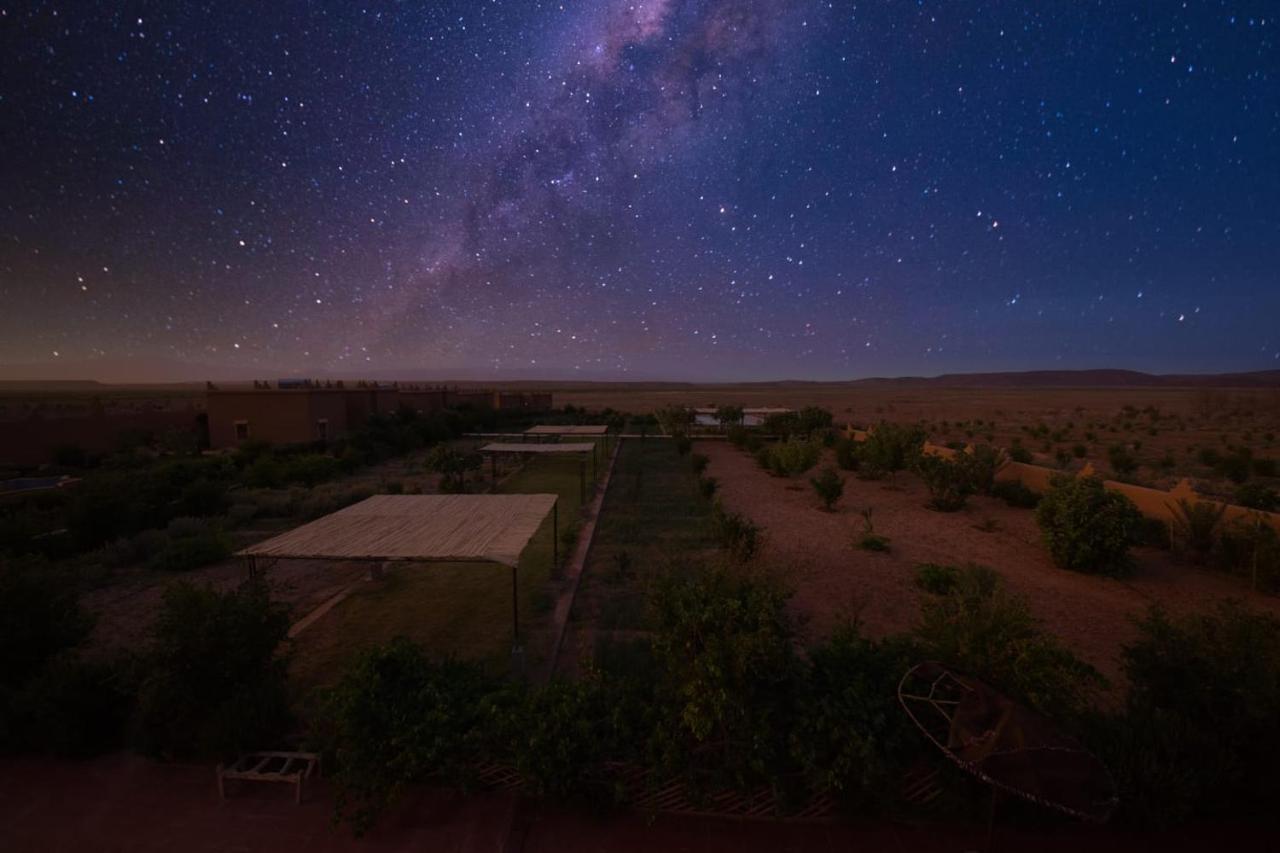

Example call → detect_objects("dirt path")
699 441 1280 688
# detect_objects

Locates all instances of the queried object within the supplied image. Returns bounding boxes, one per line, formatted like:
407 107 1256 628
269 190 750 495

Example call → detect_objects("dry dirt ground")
698 440 1280 690
557 383 1280 497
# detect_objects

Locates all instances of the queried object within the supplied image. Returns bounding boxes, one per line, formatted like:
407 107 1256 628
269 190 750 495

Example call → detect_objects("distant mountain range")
1 362 1278 389
842 369 1280 388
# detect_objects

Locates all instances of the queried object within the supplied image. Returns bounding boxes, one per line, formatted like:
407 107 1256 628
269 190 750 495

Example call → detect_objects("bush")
494 669 642 803
133 579 291 760
726 425 749 448
323 640 500 833
1099 604 1280 826
674 435 692 456
1035 476 1141 576
809 466 844 511
1235 483 1279 512
792 626 922 811
1006 443 1032 464
710 501 760 561
834 438 860 471
1215 517 1280 593
765 437 821 477
4 655 130 757
914 562 962 595
648 564 800 795
697 475 718 499
991 479 1040 508
914 455 973 512
1169 499 1226 564
0 558 94 690
958 444 1005 495
145 524 232 572
689 453 709 475
914 564 1104 716
860 423 925 473
1107 444 1139 478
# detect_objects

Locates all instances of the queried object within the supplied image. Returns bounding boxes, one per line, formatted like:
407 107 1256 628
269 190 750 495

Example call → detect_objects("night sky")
2 2 1278 381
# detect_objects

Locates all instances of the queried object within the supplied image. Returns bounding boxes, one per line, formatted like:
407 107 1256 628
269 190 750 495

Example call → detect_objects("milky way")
2 1 1278 380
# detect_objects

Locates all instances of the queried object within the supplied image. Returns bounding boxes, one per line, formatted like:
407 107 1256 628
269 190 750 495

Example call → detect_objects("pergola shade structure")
480 442 598 501
237 494 559 651
524 423 610 450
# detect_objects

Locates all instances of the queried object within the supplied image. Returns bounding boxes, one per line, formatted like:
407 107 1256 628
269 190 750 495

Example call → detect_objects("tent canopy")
237 494 557 568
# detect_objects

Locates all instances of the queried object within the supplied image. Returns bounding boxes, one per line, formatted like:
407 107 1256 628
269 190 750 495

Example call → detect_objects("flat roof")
524 424 609 435
237 494 557 568
480 442 596 454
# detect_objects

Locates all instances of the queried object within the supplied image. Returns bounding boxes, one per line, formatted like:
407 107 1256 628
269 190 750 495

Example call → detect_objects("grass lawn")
288 439 605 690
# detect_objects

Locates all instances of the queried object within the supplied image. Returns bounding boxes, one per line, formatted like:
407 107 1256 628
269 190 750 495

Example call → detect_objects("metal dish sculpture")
897 661 1118 823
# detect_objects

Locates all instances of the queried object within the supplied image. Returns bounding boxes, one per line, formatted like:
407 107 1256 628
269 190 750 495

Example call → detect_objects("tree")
715 405 744 429
425 444 481 492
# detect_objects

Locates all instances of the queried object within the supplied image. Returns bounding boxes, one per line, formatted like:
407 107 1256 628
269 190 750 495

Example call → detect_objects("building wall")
208 391 345 448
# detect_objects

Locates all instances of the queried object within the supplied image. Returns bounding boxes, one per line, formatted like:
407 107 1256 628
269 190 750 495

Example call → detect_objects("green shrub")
914 455 973 511
1215 517 1280 593
958 445 1004 495
1007 443 1034 464
690 452 709 475
674 435 693 456
766 437 821 477
145 524 232 572
1169 499 1226 564
4 655 130 757
133 579 290 761
792 626 922 811
1036 476 1141 576
914 562 961 595
726 425 749 448
494 669 642 803
323 639 499 834
697 475 718 499
648 564 800 795
0 558 94 690
991 479 1040 508
914 564 1104 716
834 438 860 471
1108 444 1138 478
1235 483 1279 512
1098 604 1280 826
860 423 925 473
809 466 844 511
710 501 760 561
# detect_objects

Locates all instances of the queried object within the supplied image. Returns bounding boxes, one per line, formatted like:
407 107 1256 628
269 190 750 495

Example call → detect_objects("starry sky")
2 1 1278 382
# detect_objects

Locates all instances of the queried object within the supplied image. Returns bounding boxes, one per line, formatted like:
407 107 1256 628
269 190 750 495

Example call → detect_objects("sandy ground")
699 441 1280 689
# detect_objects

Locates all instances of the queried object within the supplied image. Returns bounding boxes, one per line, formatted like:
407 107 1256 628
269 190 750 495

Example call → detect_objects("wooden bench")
217 751 321 804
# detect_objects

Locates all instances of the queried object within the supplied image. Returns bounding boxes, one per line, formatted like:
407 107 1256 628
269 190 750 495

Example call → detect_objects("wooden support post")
553 500 559 566
490 454 497 491
579 460 586 505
